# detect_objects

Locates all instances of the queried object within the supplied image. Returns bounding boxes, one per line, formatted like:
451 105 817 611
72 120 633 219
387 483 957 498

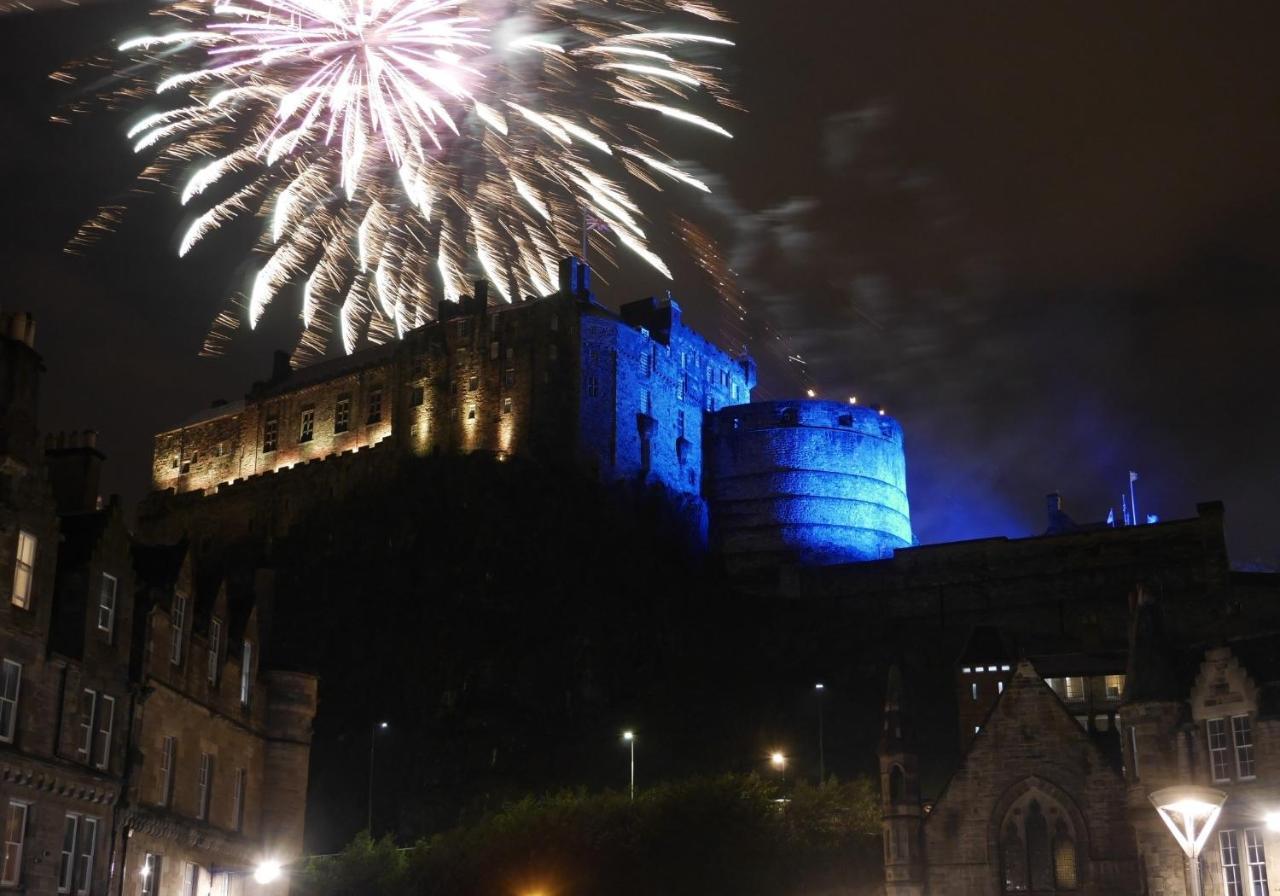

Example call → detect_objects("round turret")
706 400 913 571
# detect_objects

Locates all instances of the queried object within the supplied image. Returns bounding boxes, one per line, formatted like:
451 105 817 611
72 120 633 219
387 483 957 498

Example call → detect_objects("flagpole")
1130 472 1139 525
581 209 589 266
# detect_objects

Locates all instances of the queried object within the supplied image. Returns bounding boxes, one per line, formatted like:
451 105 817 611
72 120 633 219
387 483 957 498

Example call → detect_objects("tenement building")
0 313 318 895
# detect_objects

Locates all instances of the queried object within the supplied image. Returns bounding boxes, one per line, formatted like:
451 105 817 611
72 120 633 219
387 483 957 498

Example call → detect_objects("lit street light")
622 730 636 800
253 860 283 885
770 751 787 771
1150 785 1227 896
368 721 389 833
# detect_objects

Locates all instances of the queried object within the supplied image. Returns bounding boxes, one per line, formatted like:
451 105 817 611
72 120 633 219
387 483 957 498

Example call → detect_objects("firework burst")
67 0 736 360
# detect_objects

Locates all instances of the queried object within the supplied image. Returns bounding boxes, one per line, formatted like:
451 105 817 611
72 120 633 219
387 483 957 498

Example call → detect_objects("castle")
141 258 915 570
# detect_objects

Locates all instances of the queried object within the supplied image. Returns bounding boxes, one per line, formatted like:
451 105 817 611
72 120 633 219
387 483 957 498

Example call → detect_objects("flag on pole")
1130 471 1139 483
1106 508 1115 527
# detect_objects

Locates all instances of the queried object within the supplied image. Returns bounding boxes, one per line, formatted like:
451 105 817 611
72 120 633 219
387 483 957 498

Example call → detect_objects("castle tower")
880 664 925 896
1118 586 1193 896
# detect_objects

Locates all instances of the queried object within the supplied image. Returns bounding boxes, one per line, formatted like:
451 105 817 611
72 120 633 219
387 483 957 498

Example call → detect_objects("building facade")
140 259 757 549
0 313 317 896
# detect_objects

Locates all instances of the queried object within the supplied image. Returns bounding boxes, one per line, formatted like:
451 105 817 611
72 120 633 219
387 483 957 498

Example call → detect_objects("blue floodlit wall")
705 400 913 570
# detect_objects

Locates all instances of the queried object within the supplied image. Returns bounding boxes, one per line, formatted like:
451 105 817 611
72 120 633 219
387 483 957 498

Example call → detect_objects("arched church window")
1026 800 1053 891
1053 820 1078 889
1002 821 1027 891
889 765 905 802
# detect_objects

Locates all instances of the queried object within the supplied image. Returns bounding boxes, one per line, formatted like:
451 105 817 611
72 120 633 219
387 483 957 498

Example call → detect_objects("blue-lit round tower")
705 400 913 571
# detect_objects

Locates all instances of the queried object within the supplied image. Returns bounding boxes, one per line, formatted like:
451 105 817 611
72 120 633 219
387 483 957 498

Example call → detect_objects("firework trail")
62 0 737 361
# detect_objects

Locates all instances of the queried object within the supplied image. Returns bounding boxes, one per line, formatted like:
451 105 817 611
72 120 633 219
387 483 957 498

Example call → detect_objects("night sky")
2 1 1278 564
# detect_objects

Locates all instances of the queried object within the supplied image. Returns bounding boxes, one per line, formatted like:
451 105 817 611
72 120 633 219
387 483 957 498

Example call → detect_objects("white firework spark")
65 0 736 361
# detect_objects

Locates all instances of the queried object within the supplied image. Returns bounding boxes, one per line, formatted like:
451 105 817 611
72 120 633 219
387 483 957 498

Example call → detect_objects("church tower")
880 664 925 896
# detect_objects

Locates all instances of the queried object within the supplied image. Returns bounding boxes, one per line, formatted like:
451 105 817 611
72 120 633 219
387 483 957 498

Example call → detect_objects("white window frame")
170 595 187 665
12 530 36 609
197 753 213 821
1129 724 1140 779
160 736 176 807
1104 674 1125 700
140 853 160 896
58 813 79 894
240 641 253 708
233 768 246 832
1232 714 1256 780
1220 830 1244 896
75 816 97 896
1207 717 1231 782
78 689 98 762
1063 676 1085 702
0 660 21 743
97 573 117 637
1245 828 1269 894
182 861 199 896
95 695 115 771
2 800 27 886
208 618 222 686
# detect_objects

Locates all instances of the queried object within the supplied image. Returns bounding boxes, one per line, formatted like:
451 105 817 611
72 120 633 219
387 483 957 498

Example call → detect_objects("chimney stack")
45 429 105 514
557 256 590 297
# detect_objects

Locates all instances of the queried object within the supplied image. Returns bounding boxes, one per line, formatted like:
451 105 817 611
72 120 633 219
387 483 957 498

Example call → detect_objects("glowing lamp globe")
253 860 283 885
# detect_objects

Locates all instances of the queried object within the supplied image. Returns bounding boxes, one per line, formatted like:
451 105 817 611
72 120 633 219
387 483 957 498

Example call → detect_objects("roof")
132 541 189 590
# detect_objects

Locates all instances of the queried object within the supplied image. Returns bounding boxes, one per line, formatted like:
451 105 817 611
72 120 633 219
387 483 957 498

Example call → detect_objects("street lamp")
1150 785 1227 896
814 683 825 786
622 731 635 800
770 751 787 771
368 721 389 833
253 860 283 885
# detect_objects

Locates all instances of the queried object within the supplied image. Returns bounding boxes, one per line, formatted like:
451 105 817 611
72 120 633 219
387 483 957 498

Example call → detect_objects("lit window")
160 736 176 807
1221 830 1244 896
262 416 279 453
1063 677 1085 702
998 681 1005 694
334 395 351 434
1246 829 1269 893
208 619 221 686
12 530 36 609
971 682 979 701
367 387 384 424
170 595 187 665
298 406 315 443
2 801 27 886
641 390 652 415
0 661 20 742
961 667 972 674
240 641 253 708
1001 665 1011 671
1207 717 1231 782
197 753 213 821
97 574 117 637
140 854 161 896
1052 821 1077 889
502 397 513 416
1105 675 1125 700
1232 715 1256 779
182 862 199 896
95 696 114 771
78 689 97 762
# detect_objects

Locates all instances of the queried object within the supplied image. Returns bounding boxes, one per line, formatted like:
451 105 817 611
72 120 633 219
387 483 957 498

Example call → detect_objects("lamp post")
368 721 389 833
770 751 787 771
1150 785 1227 896
622 731 635 800
814 683 825 786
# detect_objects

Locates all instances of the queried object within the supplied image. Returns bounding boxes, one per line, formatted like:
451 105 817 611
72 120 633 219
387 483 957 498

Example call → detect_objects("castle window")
212 441 225 457
705 395 714 412
677 375 686 400
263 417 279 453
411 386 425 407
731 382 738 401
98 574 116 638
171 456 179 469
468 376 479 392
335 395 351 434
11 531 35 610
368 387 384 424
550 314 558 331
502 397 513 415
467 407 476 420
299 406 315 443
490 341 499 360
549 344 558 361
705 365 712 383
640 389 652 416
507 347 515 361
1232 715 1256 779
888 765 905 802
586 374 600 398
677 410 685 437
504 368 515 387
1208 717 1231 781
1105 674 1125 700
